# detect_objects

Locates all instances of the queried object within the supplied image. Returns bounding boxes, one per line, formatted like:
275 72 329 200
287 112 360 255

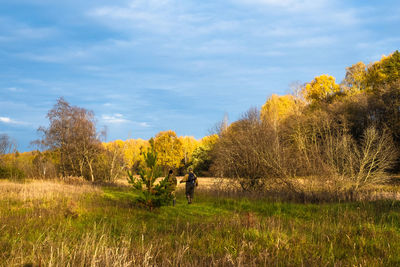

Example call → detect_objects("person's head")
169 170 173 175
188 167 193 173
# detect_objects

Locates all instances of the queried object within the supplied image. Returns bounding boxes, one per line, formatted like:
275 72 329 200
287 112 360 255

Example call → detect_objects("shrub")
127 148 173 208
0 165 25 180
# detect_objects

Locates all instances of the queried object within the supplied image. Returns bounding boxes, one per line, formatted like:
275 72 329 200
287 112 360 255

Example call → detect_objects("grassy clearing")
1 180 400 266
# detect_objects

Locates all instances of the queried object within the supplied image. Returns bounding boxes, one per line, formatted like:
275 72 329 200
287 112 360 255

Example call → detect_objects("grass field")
1 179 400 266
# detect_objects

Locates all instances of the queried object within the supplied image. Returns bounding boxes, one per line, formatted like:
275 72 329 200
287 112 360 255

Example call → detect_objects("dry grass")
0 179 100 202
2 179 400 266
197 176 400 202
114 176 218 188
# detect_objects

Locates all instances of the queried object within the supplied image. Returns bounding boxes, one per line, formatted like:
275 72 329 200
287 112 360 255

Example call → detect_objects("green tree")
127 147 172 208
192 134 218 176
365 50 400 90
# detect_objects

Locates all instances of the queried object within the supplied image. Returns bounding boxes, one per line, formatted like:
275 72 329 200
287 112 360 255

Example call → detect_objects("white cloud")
87 0 239 38
0 116 26 125
138 122 150 128
101 113 151 128
233 0 329 12
88 1 177 34
101 113 150 128
0 117 12 123
83 0 362 66
101 113 130 124
233 0 360 27
6 87 24 92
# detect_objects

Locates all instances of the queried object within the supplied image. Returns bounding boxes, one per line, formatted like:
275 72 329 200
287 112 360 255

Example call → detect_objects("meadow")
1 178 400 266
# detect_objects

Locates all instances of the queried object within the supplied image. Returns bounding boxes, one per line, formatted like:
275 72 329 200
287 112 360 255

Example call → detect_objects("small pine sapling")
127 147 173 208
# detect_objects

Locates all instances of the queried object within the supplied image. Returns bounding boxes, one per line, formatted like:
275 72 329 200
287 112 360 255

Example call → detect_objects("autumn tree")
123 138 149 173
365 50 400 90
179 136 199 167
153 130 183 171
260 94 302 129
36 97 102 181
342 62 367 94
0 134 22 179
303 74 341 103
212 108 278 190
192 134 218 176
102 140 126 181
30 150 58 179
0 134 16 157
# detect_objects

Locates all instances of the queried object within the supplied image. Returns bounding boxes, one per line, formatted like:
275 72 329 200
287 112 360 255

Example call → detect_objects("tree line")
1 50 399 200
0 98 218 181
212 50 400 200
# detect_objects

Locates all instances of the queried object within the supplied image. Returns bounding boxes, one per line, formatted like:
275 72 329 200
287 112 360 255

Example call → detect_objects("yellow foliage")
103 139 150 168
365 51 400 90
260 94 300 126
199 134 219 149
154 130 184 169
303 74 340 103
123 139 149 168
102 139 124 151
343 62 367 95
179 136 200 165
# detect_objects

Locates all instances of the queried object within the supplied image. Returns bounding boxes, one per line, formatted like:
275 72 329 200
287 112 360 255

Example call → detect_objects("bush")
127 148 173 209
0 165 25 180
212 105 398 201
212 108 279 191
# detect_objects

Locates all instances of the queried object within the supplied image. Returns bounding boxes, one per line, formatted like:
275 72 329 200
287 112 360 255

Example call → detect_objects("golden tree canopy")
179 136 200 165
123 139 149 168
365 51 400 90
154 130 184 169
199 134 219 149
303 74 341 103
343 62 367 94
260 94 299 126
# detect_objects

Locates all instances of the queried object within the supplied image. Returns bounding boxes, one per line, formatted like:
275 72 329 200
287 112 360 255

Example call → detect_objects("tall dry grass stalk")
0 179 99 202
2 180 400 266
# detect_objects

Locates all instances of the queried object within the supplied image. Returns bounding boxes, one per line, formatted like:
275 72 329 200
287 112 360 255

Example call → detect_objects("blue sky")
1 0 399 151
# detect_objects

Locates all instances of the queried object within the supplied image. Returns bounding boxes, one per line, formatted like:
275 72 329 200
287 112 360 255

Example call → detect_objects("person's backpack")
187 172 196 184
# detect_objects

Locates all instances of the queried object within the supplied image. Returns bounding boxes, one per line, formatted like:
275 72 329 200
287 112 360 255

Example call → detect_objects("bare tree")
36 97 102 181
339 126 397 192
212 108 276 191
0 134 16 156
103 141 126 182
289 112 398 198
212 104 397 200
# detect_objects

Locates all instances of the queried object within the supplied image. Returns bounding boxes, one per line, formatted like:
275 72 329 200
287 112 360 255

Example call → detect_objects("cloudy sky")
1 0 399 151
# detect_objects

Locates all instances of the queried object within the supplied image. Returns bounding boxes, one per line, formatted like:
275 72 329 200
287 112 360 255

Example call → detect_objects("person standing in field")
180 167 198 204
167 169 177 206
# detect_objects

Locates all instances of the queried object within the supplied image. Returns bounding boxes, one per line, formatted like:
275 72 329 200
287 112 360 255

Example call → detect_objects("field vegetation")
2 179 400 266
1 51 400 265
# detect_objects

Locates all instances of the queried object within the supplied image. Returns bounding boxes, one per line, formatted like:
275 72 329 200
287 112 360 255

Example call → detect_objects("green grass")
1 180 400 266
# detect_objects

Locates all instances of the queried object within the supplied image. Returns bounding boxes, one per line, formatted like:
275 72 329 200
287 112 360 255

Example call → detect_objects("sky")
0 0 399 152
